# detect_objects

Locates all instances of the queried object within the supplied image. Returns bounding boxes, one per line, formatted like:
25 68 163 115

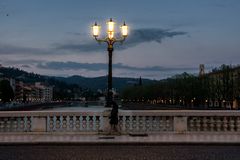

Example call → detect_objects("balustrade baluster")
30 116 33 132
166 116 171 131
132 116 137 132
66 116 70 131
95 115 98 131
82 116 87 130
149 116 153 131
196 117 201 131
216 117 222 131
230 117 235 132
118 116 123 132
155 116 160 131
80 116 83 131
73 116 77 131
11 117 16 132
59 115 64 131
17 117 21 132
223 117 228 131
129 116 133 132
5 118 8 132
209 117 214 131
86 116 90 131
138 116 143 132
23 116 28 132
159 117 163 131
188 117 194 131
89 116 94 131
53 115 57 131
202 117 208 131
125 116 130 132
142 116 146 132
136 116 140 132
145 116 150 131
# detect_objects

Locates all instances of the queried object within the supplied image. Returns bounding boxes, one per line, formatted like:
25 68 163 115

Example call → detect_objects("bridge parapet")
1 110 240 134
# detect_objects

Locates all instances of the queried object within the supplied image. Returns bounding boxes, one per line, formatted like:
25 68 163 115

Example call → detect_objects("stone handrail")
1 110 240 134
118 110 240 133
0 111 103 133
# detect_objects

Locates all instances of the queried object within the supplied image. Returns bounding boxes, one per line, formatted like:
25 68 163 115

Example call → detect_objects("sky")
0 0 240 79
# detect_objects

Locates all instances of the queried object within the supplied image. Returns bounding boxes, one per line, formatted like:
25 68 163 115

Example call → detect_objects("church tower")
199 64 205 76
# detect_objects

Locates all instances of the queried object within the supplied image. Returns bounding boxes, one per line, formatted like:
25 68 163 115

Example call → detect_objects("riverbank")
0 101 69 111
121 103 237 110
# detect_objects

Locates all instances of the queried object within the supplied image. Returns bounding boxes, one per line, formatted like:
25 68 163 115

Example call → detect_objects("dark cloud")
3 59 44 65
55 28 187 52
0 44 52 55
36 61 197 72
66 32 87 36
0 28 186 55
21 64 31 68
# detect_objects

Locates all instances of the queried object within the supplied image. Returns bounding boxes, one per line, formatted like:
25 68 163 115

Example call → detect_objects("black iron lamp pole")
92 18 128 107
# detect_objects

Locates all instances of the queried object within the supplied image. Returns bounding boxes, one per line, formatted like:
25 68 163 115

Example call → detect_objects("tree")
0 80 14 103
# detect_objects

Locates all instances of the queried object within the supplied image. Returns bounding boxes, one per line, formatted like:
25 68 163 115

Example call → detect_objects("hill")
56 75 155 91
0 66 156 92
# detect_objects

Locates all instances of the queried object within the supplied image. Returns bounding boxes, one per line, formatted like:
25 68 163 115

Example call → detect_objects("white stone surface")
1 133 240 144
32 117 47 132
174 116 187 133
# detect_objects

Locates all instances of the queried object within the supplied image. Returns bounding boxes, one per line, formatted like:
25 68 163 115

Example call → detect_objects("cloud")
21 64 31 68
3 59 44 65
36 61 197 72
55 28 187 52
0 44 52 55
0 28 186 56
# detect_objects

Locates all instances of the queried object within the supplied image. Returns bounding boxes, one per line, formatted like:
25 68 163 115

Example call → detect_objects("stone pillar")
174 116 187 133
233 100 238 109
31 116 47 132
102 110 111 133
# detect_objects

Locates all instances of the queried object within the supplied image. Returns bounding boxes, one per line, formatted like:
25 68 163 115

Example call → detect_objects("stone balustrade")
0 111 103 133
1 110 240 134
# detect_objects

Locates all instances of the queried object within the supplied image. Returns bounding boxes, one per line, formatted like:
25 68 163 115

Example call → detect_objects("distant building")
15 80 24 102
13 81 53 102
204 65 240 109
35 82 53 102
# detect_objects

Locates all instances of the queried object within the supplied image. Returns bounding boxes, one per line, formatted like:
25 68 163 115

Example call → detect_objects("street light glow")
107 18 115 32
92 18 128 40
121 22 128 37
92 22 100 37
108 31 114 39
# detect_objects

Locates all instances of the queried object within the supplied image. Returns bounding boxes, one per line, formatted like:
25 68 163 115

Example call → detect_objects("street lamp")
92 18 128 107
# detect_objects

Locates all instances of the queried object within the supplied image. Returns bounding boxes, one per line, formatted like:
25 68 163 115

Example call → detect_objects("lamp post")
92 18 128 107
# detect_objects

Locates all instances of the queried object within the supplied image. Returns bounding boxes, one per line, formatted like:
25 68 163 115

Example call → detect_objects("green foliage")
0 80 14 103
56 76 155 92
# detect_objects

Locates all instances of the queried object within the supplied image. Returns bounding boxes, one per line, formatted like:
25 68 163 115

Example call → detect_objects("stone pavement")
1 133 240 160
1 144 240 160
1 132 240 144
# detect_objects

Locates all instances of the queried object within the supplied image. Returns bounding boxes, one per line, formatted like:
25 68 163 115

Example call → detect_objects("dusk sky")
0 0 240 79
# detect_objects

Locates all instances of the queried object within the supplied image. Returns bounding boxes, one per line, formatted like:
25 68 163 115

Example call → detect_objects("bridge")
1 110 240 159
